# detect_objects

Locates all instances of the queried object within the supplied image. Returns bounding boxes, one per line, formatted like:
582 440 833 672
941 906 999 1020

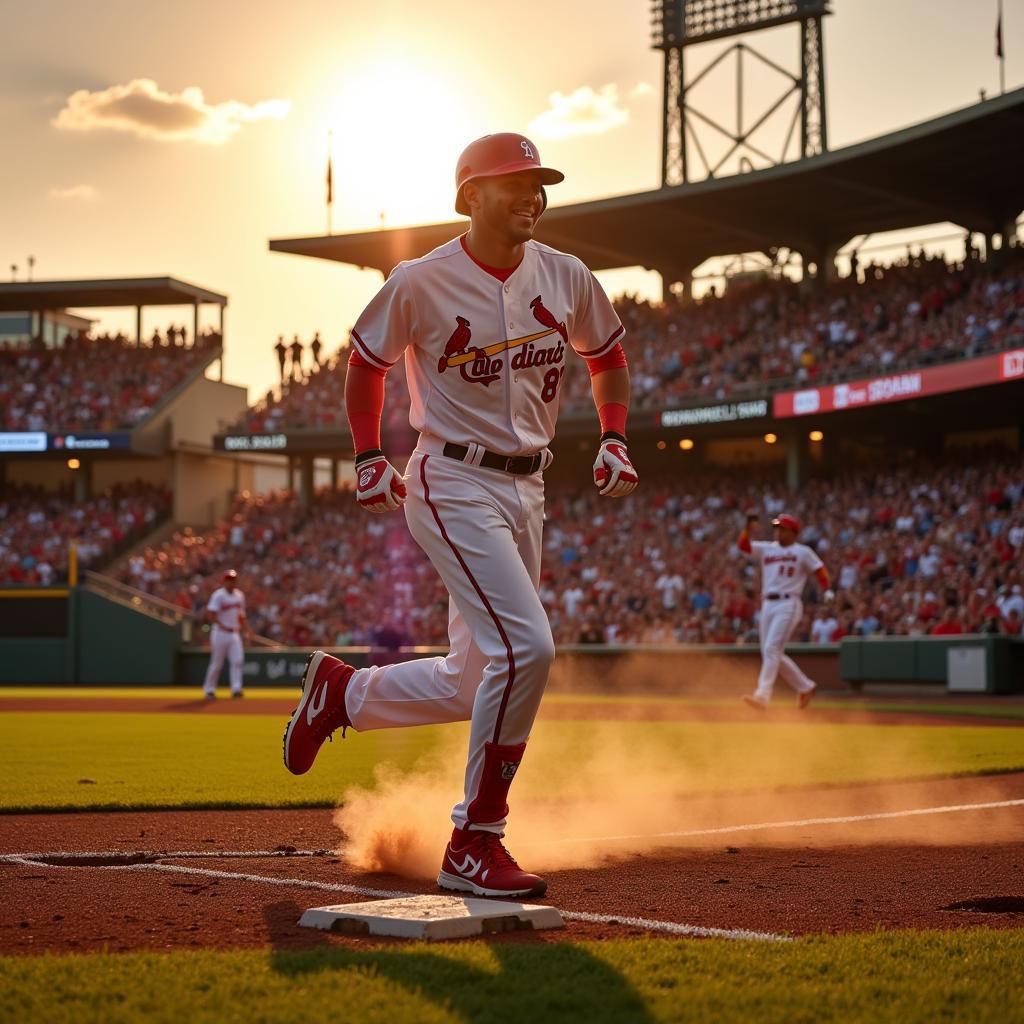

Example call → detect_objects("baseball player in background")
283 132 638 898
202 569 250 700
737 513 833 710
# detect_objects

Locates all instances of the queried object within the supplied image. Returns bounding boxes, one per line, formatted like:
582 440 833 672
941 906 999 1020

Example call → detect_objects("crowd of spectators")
114 451 1024 648
0 325 220 433
0 482 172 585
226 249 1023 435
559 247 1024 413
230 347 410 438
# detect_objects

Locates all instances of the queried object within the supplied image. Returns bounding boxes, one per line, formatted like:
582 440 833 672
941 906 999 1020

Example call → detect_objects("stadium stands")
225 249 1023 432
0 482 172 585
110 451 1024 647
229 346 409 435
0 326 221 433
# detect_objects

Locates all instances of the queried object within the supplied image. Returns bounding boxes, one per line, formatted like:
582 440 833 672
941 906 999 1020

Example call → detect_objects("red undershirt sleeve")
346 349 387 454
737 532 753 554
587 343 629 436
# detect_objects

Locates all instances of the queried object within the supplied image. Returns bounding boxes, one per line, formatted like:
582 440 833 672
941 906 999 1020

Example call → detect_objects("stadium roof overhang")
0 277 228 312
269 87 1024 277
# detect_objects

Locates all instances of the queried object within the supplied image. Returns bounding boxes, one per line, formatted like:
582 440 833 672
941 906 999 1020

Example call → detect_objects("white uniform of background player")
283 132 638 897
738 512 833 709
202 570 248 699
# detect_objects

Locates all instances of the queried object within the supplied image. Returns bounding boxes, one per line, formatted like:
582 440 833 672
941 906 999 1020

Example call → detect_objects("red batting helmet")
223 569 238 580
772 514 801 533
455 133 564 217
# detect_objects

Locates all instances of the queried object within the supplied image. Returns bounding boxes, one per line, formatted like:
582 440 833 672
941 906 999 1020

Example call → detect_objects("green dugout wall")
1 586 1021 693
0 588 182 684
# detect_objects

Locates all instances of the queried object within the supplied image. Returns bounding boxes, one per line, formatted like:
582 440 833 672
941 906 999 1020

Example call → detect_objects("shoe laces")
480 832 520 871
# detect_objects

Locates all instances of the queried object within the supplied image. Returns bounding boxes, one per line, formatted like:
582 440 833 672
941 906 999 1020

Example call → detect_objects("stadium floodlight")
650 0 831 185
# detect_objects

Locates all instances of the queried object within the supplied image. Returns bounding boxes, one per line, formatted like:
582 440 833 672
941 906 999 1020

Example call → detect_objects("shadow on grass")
261 899 655 1023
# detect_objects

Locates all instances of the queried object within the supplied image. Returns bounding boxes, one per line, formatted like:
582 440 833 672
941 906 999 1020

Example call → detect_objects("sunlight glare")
327 60 473 228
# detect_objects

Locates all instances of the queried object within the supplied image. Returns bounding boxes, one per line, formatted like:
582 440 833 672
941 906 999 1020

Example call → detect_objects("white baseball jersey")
750 541 823 598
208 587 245 630
350 236 623 455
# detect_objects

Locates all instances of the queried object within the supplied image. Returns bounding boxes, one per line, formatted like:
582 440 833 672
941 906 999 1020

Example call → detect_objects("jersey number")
777 565 796 578
541 367 565 403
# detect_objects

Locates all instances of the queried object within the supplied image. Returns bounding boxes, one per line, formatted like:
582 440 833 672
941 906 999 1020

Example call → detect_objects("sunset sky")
1 0 1019 404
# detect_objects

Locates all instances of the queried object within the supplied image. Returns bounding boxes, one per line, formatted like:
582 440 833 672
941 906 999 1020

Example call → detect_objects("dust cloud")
333 656 1024 880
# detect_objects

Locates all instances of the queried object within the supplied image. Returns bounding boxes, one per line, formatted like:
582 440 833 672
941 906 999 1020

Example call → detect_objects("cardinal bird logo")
530 295 568 346
437 316 472 373
437 315 501 386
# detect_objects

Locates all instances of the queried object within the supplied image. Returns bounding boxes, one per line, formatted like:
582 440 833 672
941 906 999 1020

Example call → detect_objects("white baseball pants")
754 597 815 701
203 626 244 695
344 444 554 833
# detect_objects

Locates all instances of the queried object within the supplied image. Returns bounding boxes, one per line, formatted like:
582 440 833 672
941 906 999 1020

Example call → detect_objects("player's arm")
737 512 758 553
812 561 835 602
346 351 407 512
588 344 638 497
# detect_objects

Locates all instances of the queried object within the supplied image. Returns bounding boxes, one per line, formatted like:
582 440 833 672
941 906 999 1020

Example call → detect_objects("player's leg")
284 453 534 776
202 630 228 697
776 600 816 704
449 464 549 834
752 603 789 703
416 457 551 897
344 600 486 728
227 634 245 696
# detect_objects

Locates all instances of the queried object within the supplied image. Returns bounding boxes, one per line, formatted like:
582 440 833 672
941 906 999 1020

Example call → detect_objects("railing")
82 570 280 647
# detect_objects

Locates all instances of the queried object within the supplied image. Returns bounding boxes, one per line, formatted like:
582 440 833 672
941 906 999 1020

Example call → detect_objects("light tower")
651 0 831 186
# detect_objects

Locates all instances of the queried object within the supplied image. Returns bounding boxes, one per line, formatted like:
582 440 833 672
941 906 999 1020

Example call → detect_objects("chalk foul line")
523 797 1024 847
1 855 787 943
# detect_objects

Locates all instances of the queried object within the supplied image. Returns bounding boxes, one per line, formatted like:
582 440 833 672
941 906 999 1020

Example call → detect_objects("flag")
996 10 1003 58
326 152 333 206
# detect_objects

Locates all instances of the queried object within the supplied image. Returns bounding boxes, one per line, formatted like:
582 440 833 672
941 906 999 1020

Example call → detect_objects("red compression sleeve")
346 350 387 453
815 567 830 589
737 532 753 554
590 343 629 436
598 402 628 436
586 342 627 377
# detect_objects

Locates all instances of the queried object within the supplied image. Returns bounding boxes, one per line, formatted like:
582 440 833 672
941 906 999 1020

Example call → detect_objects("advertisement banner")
0 432 47 453
773 349 1024 418
0 431 133 453
658 398 769 428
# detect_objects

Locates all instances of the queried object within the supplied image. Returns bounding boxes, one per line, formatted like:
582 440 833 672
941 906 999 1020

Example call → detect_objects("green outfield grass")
2 710 1022 813
2 930 1022 1024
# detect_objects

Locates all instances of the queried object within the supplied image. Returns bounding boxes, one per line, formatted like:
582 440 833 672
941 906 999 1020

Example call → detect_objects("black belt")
764 593 792 601
442 443 543 476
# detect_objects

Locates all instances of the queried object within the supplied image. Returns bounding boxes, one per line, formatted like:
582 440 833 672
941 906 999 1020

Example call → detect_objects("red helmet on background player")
455 133 564 216
771 514 801 533
223 569 238 581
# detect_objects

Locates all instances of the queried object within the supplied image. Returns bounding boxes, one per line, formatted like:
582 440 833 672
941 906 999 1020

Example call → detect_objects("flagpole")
998 0 1006 95
326 129 334 236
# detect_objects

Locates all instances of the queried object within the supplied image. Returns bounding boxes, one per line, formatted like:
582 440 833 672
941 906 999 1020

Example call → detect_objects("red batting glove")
356 455 407 512
593 439 638 498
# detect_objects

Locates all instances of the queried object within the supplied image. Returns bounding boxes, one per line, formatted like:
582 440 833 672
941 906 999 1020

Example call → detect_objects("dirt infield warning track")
2 694 1020 728
2 773 1023 955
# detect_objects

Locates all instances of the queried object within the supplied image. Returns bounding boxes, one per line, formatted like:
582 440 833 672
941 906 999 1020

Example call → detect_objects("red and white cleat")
437 828 547 899
798 685 817 710
282 651 355 775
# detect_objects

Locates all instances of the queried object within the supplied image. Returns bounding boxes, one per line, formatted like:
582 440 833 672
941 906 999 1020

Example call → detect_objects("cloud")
630 81 654 99
53 78 290 144
529 83 630 140
49 184 98 201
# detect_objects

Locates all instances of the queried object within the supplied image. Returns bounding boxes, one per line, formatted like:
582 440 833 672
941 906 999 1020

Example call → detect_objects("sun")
326 60 476 228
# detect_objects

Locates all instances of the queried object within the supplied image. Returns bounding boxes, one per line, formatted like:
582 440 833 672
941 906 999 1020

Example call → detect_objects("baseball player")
737 512 833 709
283 132 638 898
202 569 250 699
